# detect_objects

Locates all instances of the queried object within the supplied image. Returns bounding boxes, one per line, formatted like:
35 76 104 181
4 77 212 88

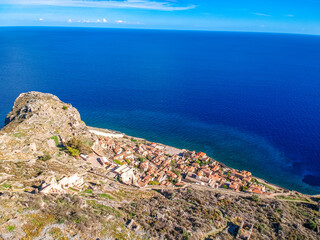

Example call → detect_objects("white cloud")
39 18 43 21
0 0 196 11
68 18 72 23
116 20 125 23
253 13 271 17
74 19 108 23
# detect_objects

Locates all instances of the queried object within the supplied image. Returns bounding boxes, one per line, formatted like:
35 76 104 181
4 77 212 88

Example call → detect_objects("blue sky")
0 0 320 34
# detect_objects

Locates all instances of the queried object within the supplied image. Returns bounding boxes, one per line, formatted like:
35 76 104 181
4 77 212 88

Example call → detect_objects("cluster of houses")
94 136 275 194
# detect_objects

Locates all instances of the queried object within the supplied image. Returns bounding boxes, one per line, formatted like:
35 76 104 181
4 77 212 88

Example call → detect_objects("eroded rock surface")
0 91 95 160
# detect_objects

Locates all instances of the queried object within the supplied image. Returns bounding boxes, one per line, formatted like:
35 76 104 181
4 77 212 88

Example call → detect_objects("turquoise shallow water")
0 27 320 194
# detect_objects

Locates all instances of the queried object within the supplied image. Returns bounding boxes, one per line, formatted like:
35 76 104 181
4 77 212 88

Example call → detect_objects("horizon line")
0 25 320 37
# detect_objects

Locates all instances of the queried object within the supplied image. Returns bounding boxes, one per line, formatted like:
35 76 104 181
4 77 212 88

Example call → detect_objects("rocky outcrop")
0 91 96 160
4 91 90 137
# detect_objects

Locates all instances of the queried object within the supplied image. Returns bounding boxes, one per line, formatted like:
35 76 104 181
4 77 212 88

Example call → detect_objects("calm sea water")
0 27 320 194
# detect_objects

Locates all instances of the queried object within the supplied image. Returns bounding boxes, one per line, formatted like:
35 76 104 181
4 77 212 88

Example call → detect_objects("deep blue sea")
0 27 320 194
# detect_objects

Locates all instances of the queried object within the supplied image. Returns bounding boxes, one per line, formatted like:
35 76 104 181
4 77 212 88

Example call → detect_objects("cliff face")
0 91 95 160
4 91 90 137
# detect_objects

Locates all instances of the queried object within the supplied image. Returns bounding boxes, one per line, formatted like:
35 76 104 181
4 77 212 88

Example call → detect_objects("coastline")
88 125 292 195
88 126 185 156
1 90 319 240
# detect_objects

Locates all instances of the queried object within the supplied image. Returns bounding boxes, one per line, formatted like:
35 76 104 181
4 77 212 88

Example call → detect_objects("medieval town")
78 129 279 195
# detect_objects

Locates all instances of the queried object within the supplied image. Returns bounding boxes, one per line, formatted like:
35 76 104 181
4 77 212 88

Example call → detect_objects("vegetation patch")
87 200 121 218
65 137 92 156
263 184 275 191
304 219 317 231
98 193 115 200
49 227 63 239
83 188 93 194
69 187 78 192
276 195 310 202
39 152 52 161
100 220 131 240
148 181 160 185
22 214 56 240
13 132 26 138
1 183 11 189
113 159 124 165
7 225 15 232
251 194 260 202
50 135 60 146
65 146 80 157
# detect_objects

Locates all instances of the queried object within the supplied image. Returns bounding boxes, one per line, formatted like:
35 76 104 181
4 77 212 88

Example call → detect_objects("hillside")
0 92 319 240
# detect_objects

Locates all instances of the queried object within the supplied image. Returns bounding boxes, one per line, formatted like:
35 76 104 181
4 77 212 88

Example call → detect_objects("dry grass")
21 214 56 240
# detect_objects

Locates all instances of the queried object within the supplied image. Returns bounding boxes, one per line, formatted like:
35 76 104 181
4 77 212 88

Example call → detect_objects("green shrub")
7 225 15 232
251 194 260 202
1 183 11 189
304 220 317 231
223 185 228 189
183 231 191 240
65 137 92 156
171 160 177 168
39 152 52 161
65 146 80 157
50 136 60 146
131 138 137 142
62 106 68 110
172 169 181 176
82 138 94 147
257 223 265 232
251 178 260 184
148 181 160 185
240 185 248 191
113 159 123 165
58 219 65 224
138 157 146 162
83 188 93 194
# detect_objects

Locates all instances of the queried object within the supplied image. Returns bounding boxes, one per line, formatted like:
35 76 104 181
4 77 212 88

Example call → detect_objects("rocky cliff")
0 91 95 160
